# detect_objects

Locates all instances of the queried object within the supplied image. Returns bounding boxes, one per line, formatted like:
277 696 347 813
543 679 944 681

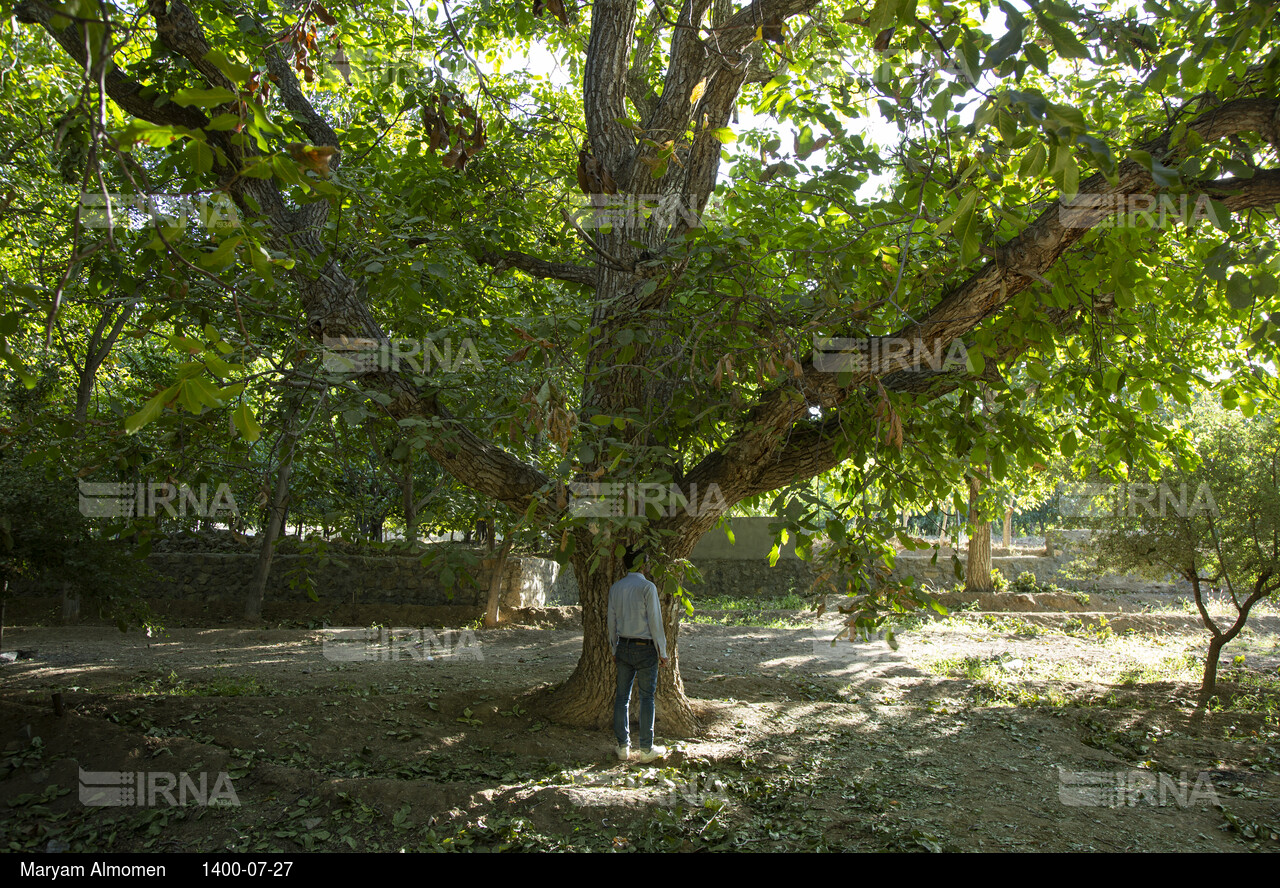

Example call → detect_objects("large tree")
6 0 1280 732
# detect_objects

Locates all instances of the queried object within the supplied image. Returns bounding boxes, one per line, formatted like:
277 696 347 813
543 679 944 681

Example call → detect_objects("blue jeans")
613 640 658 749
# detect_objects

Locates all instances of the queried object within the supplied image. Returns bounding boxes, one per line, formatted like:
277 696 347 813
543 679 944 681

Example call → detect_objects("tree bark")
61 582 80 624
540 528 699 736
402 467 417 544
965 475 994 593
1192 571 1274 706
245 455 291 621
1003 504 1013 549
483 535 515 628
72 297 137 424
1200 634 1225 706
245 384 323 620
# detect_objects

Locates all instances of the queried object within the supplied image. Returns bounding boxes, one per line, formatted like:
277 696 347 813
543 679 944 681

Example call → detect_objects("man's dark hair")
624 547 646 571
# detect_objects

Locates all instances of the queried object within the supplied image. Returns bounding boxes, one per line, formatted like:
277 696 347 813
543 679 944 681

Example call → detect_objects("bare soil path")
1 594 1278 852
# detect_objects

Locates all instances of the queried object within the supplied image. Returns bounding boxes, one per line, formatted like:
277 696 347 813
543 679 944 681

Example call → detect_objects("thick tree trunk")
965 476 994 593
542 529 699 736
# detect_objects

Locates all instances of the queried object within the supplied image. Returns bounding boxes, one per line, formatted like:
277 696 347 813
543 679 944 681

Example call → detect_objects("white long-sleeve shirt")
607 571 668 659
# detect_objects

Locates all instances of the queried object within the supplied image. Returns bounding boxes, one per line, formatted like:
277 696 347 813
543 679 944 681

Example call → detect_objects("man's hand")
660 656 668 667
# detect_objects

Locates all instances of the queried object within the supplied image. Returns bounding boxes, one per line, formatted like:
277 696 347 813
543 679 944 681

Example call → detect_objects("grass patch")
686 592 815 627
691 592 809 611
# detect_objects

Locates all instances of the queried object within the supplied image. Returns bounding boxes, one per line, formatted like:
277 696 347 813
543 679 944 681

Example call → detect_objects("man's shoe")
636 745 666 763
615 744 630 761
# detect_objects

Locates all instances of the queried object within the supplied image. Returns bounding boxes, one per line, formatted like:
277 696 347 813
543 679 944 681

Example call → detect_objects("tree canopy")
2 0 1278 728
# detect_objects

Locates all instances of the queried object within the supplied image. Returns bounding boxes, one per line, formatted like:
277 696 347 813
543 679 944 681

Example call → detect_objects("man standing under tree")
608 548 668 763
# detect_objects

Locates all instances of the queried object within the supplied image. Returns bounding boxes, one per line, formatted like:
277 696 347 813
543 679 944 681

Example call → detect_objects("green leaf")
200 235 243 269
1018 143 1046 179
1037 17 1090 60
1149 161 1181 188
206 113 242 132
955 203 982 265
869 0 905 31
202 49 252 83
1059 154 1079 197
965 348 985 375
178 377 226 413
185 139 214 175
935 190 977 238
173 87 237 108
204 353 238 379
1128 149 1153 170
956 31 981 84
125 385 179 433
1024 42 1049 74
985 22 1024 69
1226 273 1253 310
232 404 262 442
248 244 274 283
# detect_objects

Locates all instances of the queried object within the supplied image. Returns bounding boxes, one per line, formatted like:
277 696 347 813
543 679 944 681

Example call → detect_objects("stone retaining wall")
13 552 557 610
12 539 1190 612
886 551 1190 594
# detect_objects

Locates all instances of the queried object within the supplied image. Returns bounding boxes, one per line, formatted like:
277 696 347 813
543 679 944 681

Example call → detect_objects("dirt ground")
1 592 1279 852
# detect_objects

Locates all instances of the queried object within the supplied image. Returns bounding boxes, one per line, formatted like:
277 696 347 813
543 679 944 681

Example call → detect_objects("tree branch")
626 3 665 123
16 0 210 131
476 248 598 286
583 0 638 169
147 0 235 94
681 98 1280 519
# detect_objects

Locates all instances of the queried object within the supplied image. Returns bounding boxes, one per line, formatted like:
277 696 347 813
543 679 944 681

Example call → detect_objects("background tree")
1089 394 1280 706
0 380 155 647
